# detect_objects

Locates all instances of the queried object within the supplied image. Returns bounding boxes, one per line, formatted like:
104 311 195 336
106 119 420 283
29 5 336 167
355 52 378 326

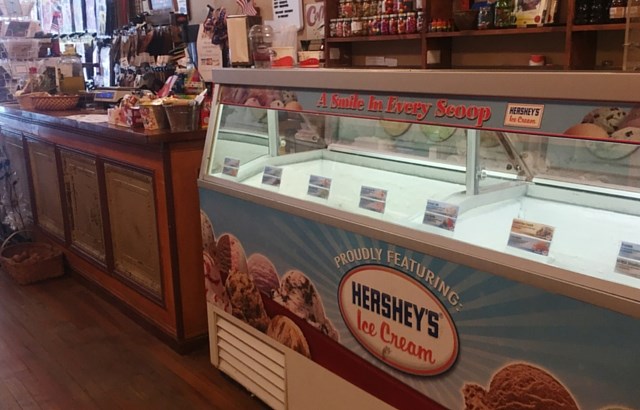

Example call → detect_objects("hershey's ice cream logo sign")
338 265 459 376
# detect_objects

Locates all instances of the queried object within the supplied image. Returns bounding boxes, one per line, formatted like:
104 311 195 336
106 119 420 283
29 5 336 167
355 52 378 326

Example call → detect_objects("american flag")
51 11 61 33
236 0 257 16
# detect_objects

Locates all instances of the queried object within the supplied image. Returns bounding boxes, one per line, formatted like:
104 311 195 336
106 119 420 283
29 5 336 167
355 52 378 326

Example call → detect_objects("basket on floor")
0 232 64 285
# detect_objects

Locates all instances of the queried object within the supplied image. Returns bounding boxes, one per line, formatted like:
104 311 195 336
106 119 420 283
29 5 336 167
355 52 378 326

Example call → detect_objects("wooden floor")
0 272 270 410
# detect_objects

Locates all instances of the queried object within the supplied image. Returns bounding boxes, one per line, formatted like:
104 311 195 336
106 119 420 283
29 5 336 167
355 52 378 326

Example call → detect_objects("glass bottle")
494 0 514 27
397 13 407 33
574 0 591 23
589 0 607 23
609 0 627 22
406 12 417 33
330 19 338 37
389 14 398 34
58 45 85 94
248 25 274 68
381 14 390 34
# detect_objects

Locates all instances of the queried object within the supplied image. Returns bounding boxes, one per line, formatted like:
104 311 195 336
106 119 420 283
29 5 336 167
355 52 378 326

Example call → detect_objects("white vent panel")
214 315 287 410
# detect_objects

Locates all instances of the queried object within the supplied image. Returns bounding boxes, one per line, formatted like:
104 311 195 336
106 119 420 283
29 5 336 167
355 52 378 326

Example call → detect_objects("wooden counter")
0 105 208 352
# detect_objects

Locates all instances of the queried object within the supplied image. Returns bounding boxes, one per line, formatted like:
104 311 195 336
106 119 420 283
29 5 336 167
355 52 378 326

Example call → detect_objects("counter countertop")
0 104 207 146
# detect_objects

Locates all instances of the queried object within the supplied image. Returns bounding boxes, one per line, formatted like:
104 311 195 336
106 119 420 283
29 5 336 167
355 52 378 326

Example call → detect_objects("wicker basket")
0 232 64 285
32 95 80 111
15 92 50 110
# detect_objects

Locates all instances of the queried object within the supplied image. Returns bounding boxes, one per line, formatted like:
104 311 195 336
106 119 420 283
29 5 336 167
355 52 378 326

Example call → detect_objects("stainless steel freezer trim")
211 68 640 103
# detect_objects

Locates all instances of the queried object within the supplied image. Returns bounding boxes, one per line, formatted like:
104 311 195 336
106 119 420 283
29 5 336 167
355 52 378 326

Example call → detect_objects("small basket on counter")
31 94 80 111
0 231 64 285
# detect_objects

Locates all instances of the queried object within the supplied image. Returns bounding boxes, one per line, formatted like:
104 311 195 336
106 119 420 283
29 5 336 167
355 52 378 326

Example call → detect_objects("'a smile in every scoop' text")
315 92 492 126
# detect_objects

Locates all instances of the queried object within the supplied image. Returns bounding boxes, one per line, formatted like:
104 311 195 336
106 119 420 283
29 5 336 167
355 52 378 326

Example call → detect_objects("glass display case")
199 69 640 410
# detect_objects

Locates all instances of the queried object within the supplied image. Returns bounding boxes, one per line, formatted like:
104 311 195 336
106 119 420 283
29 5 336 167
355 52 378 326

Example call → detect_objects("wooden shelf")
571 23 626 31
426 25 566 38
327 33 421 43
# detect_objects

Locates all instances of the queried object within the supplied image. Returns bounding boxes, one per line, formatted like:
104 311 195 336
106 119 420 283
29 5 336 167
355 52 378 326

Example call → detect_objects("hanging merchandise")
211 7 230 67
61 0 73 33
72 0 84 32
197 6 223 82
86 0 98 33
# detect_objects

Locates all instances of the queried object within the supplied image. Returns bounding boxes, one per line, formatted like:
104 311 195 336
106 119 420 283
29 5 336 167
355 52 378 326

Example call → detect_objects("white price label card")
423 200 459 231
615 241 640 278
359 186 387 214
307 175 332 199
262 165 283 187
222 157 240 177
507 218 555 256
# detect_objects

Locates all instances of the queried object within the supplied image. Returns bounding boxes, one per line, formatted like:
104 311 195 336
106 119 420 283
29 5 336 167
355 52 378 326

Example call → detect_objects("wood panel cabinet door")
104 163 162 298
0 129 32 232
61 150 106 263
26 139 64 238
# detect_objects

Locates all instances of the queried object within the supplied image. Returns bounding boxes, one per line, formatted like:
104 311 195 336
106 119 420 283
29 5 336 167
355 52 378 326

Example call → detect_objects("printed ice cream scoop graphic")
225 269 270 332
216 233 249 284
200 209 217 260
273 269 340 341
462 363 579 410
203 251 231 312
267 315 311 358
564 107 640 160
248 253 280 295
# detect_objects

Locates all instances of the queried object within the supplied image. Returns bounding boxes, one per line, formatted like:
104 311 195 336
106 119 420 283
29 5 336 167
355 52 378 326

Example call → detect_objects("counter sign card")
262 165 284 187
507 218 555 256
307 175 332 199
222 157 240 177
423 200 459 231
359 186 387 214
615 241 640 278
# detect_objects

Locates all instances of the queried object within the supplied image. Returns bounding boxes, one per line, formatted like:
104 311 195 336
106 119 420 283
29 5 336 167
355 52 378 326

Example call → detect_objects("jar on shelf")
353 0 363 17
383 0 394 14
362 0 372 16
389 14 398 34
352 17 364 35
330 19 338 37
343 18 353 36
362 17 371 35
417 12 425 32
336 18 345 37
370 0 380 15
406 12 417 33
370 15 380 34
380 14 390 34
339 0 346 18
397 12 407 33
343 0 354 18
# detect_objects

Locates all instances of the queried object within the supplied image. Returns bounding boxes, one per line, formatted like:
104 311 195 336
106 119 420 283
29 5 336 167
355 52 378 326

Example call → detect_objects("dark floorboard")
0 272 270 410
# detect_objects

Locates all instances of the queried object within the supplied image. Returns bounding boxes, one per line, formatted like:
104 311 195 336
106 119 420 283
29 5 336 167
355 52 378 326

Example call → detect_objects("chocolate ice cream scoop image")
267 315 311 358
203 251 231 313
247 253 280 295
200 209 217 260
273 270 340 341
216 233 249 284
463 363 579 410
225 269 270 332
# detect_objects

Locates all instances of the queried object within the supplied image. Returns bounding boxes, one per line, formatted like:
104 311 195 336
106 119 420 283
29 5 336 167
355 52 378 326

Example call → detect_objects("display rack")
325 0 630 69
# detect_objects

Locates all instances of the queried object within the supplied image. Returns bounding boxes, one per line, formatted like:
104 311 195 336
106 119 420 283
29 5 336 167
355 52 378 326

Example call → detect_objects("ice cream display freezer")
198 69 640 410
